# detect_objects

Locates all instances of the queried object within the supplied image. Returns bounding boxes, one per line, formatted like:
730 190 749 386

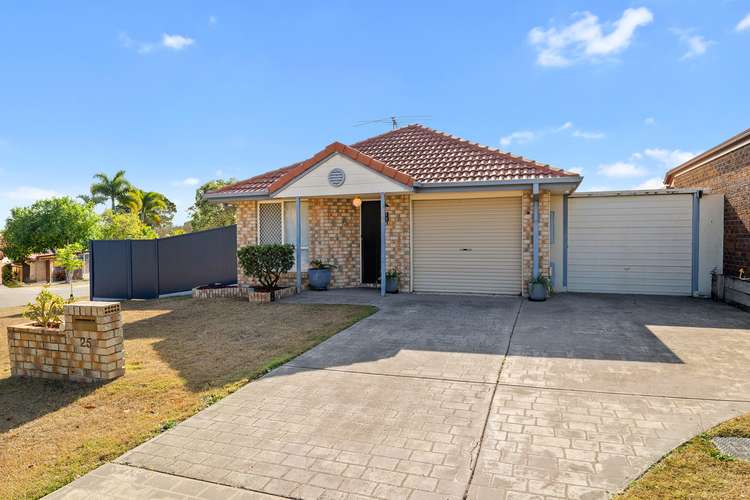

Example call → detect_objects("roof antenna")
354 115 432 130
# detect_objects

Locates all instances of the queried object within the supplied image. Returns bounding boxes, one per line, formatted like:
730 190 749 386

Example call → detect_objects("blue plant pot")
528 283 547 301
308 269 332 290
386 277 399 294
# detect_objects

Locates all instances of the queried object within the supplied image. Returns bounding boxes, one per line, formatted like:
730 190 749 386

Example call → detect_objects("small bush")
237 244 295 291
23 287 65 328
2 265 17 285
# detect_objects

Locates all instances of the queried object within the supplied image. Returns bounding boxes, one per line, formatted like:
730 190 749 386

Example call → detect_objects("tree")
2 197 99 261
188 179 237 231
54 242 84 300
77 193 106 207
123 189 170 227
90 170 131 211
98 210 158 240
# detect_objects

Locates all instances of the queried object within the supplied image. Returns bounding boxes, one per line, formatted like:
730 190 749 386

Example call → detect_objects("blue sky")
1 1 749 226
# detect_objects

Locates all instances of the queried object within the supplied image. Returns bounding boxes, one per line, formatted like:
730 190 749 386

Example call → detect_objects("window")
257 201 309 270
550 210 556 245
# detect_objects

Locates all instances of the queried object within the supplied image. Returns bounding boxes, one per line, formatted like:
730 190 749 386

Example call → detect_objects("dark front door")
361 201 381 284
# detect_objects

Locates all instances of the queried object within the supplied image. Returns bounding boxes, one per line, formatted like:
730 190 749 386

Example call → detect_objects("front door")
361 201 381 284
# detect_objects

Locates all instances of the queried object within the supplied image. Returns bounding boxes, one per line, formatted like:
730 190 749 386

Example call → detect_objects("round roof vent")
328 168 346 187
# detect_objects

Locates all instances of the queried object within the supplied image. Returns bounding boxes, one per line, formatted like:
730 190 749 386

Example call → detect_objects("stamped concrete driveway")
49 291 750 500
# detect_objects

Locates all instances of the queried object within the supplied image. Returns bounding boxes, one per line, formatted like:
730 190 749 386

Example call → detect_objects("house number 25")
79 338 92 348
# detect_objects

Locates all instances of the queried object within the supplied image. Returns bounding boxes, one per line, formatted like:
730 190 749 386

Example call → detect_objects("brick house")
206 125 582 296
665 128 750 277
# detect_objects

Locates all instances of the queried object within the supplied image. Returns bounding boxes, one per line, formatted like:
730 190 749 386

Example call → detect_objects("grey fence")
90 225 237 300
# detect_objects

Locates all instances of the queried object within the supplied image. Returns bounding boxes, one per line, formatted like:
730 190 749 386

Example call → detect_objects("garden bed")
192 283 250 299
248 286 296 303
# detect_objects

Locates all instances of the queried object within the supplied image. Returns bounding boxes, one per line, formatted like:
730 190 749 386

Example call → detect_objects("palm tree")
77 193 106 206
124 189 168 226
90 170 131 211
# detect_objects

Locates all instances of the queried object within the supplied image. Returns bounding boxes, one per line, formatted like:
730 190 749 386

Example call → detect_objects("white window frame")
256 200 310 269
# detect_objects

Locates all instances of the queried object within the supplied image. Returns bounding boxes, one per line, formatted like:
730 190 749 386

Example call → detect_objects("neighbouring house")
19 252 56 283
206 124 721 297
665 128 749 278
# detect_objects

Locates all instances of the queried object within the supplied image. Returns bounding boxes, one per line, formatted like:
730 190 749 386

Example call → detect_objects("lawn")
0 297 375 500
618 413 750 499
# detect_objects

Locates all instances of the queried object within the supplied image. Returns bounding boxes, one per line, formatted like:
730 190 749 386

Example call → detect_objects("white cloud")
500 130 536 147
634 177 665 190
120 32 195 54
736 13 750 32
673 29 714 60
500 121 604 147
162 34 195 50
572 129 605 140
528 7 653 67
2 186 58 201
173 177 201 187
599 161 648 178
644 117 656 125
643 148 695 168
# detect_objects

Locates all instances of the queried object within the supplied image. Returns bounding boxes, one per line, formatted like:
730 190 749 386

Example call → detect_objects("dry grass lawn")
0 297 375 500
618 413 750 499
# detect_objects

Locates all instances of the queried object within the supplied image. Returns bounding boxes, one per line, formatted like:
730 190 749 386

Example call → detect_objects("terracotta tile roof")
209 124 578 197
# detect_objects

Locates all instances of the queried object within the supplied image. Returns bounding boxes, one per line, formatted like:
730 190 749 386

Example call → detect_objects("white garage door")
412 197 522 294
568 194 693 295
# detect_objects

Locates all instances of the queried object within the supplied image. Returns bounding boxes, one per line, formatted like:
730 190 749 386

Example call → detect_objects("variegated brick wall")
522 191 551 296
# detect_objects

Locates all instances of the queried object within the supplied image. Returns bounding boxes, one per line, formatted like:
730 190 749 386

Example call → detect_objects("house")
206 124 721 297
19 252 56 283
665 128 749 278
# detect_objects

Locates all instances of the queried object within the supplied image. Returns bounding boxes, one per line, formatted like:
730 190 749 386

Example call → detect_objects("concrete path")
0 281 89 307
47 291 750 500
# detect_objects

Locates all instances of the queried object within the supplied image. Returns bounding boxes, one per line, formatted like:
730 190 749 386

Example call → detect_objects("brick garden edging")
7 301 124 383
248 286 296 303
192 284 251 299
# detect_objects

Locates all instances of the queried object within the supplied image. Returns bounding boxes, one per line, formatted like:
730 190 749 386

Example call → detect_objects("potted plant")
237 244 295 301
385 269 400 294
308 260 337 290
528 273 552 301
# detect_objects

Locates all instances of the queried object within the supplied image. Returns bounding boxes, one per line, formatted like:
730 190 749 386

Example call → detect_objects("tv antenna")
354 115 432 130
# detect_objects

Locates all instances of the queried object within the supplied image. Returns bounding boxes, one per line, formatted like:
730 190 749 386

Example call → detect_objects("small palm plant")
23 287 65 328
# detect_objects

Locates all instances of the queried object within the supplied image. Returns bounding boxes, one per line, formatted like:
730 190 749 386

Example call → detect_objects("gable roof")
207 124 579 198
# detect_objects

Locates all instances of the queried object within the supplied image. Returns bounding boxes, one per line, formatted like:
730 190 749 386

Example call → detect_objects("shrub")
309 260 337 270
23 287 65 328
238 244 295 291
2 265 16 285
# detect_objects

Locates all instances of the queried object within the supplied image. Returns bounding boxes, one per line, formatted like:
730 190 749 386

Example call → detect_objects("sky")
1 1 749 226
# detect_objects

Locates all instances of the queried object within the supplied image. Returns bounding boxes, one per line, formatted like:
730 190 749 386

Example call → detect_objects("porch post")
532 182 540 279
295 196 302 293
380 192 386 297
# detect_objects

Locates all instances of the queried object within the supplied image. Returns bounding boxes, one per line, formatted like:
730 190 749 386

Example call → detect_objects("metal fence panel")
157 226 237 295
131 240 159 299
90 240 131 299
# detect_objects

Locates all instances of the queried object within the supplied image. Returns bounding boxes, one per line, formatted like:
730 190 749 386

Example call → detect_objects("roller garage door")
568 193 693 295
412 197 522 294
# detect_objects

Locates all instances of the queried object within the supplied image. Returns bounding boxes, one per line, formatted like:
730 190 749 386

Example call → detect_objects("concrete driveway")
48 291 750 500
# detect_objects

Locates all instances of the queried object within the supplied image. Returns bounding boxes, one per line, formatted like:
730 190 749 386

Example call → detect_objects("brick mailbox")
7 301 125 383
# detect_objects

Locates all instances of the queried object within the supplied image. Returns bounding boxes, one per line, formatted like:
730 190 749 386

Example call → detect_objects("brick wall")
522 191 551 296
385 194 411 291
235 201 257 287
672 143 750 276
308 198 361 288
